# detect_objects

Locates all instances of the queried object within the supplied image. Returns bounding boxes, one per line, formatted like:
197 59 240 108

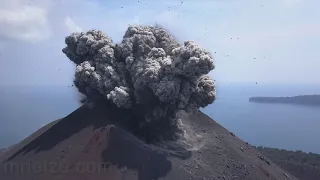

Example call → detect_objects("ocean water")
202 83 320 153
0 84 319 153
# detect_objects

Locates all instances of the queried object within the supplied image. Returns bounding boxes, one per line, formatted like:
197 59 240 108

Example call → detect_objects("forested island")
255 146 320 180
249 95 320 106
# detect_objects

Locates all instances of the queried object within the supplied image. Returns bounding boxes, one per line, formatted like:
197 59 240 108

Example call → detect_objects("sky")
0 0 319 86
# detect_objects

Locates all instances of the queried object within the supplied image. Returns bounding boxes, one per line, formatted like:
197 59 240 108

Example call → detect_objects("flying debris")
62 25 216 140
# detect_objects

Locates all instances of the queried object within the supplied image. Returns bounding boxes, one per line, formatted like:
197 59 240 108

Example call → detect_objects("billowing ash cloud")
62 25 216 141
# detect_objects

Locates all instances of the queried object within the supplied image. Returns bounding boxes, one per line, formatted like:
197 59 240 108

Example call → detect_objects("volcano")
0 102 297 180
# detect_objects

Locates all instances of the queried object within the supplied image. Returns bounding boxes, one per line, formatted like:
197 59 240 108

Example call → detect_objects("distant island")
249 95 320 106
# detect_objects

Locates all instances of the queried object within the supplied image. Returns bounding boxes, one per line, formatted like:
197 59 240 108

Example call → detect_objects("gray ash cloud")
62 25 216 141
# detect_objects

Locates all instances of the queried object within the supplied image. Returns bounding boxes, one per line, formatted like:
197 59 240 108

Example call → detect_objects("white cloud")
64 16 82 33
0 1 52 43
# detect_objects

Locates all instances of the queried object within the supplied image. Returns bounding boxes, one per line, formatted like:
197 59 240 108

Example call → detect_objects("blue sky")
0 0 319 86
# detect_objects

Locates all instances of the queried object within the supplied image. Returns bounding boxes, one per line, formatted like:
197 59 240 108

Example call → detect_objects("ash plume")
62 25 216 141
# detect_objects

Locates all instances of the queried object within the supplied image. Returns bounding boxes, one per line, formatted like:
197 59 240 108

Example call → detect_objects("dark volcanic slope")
249 95 320 106
0 119 61 162
0 103 298 180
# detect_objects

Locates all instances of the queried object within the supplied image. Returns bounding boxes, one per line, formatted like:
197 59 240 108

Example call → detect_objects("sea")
1 84 320 153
